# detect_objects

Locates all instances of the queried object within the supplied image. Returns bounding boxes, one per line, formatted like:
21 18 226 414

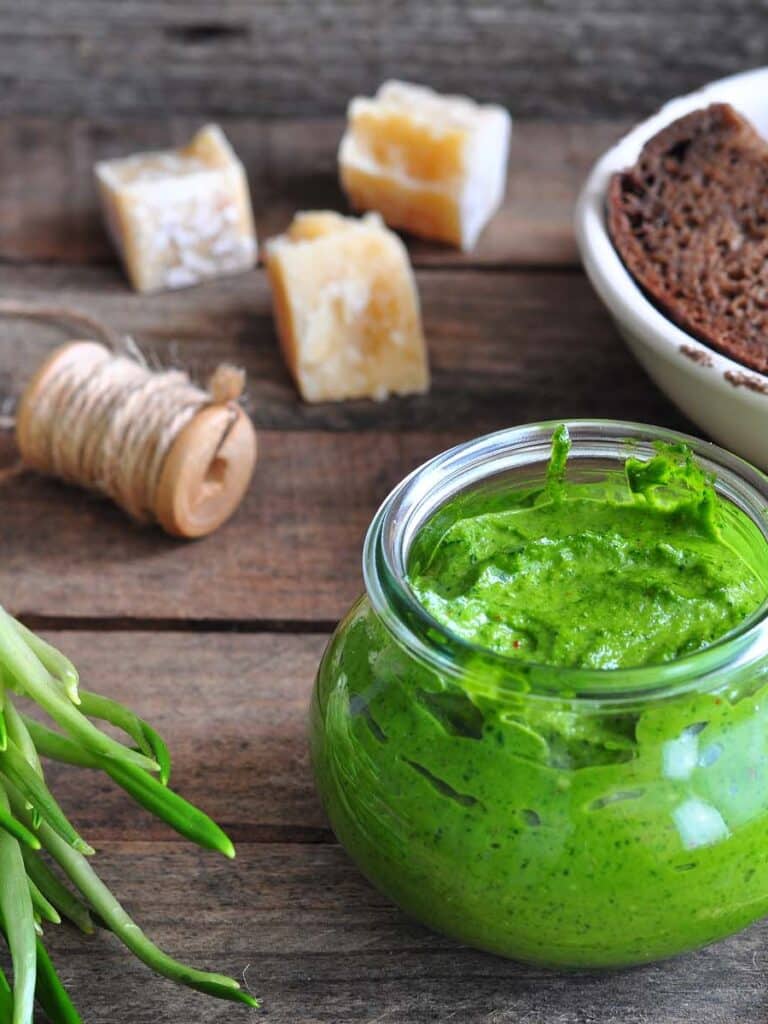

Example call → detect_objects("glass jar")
310 421 768 968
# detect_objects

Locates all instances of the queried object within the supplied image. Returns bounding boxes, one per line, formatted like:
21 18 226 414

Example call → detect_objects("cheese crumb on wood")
95 125 257 293
339 80 512 251
265 211 430 403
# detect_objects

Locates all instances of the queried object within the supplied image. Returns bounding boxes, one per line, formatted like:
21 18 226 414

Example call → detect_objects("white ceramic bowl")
575 67 768 471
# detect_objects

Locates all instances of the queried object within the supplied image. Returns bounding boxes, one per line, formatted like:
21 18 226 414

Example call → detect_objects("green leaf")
30 815 258 1009
0 743 93 856
0 614 257 1014
21 850 93 936
0 807 40 851
105 760 235 859
0 965 14 1024
78 691 171 785
24 720 233 858
34 940 82 1024
0 781 37 1024
27 877 60 926
8 622 79 706
0 609 157 775
19 720 94 771
3 701 41 777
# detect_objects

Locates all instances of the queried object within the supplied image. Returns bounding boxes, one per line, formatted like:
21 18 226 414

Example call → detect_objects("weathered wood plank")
9 629 767 1022
0 117 627 269
2 264 674 432
0 264 680 437
0 266 690 620
0 1 762 120
28 630 329 839
27 840 768 1023
2 427 452 622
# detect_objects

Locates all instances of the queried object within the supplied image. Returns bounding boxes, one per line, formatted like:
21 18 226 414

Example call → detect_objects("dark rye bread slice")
608 103 768 375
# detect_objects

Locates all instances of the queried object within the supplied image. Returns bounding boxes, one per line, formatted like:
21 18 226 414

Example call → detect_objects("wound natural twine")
2 302 258 538
22 343 244 521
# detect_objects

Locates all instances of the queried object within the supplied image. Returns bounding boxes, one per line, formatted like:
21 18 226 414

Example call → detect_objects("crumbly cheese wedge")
95 125 257 293
265 211 430 403
339 80 511 251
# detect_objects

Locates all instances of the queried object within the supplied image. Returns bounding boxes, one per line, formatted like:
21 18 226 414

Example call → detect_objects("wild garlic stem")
0 609 157 775
9 620 79 706
20 848 93 936
0 782 36 1024
0 965 12 1024
0 806 40 851
14 809 258 1009
20 719 95 770
27 876 61 926
0 742 93 856
0 610 257 1014
77 691 171 784
34 939 82 1024
3 702 41 778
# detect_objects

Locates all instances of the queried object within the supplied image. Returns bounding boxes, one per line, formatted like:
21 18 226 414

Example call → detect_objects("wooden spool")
16 341 258 539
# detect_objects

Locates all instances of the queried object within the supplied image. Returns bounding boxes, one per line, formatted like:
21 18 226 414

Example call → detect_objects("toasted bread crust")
608 103 768 374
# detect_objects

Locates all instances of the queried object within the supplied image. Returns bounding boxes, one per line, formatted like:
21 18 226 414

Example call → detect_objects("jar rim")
362 419 768 704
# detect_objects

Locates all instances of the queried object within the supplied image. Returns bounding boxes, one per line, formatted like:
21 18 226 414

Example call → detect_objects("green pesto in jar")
311 427 768 967
408 425 767 669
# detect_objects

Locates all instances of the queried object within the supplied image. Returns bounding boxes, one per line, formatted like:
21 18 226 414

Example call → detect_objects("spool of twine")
2 302 257 538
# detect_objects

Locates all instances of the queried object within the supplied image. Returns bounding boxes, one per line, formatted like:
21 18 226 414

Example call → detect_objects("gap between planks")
18 613 339 635
0 256 590 274
0 118 631 270
84 825 336 846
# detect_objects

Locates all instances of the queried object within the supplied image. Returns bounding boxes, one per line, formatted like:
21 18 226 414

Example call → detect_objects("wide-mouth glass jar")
310 420 768 968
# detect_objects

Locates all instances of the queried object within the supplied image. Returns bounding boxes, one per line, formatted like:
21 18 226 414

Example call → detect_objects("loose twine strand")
0 300 245 522
0 299 123 349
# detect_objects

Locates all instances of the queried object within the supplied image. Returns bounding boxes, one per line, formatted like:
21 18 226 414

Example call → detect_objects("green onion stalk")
0 606 258 1022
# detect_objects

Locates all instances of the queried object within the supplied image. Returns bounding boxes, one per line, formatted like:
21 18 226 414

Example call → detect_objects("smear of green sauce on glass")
545 422 571 501
408 427 768 670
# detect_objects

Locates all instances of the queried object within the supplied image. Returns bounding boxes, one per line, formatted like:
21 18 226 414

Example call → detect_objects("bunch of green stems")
0 606 258 1023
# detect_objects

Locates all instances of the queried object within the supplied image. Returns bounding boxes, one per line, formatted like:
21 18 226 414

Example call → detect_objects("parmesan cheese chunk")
95 125 257 293
265 211 430 403
339 80 511 251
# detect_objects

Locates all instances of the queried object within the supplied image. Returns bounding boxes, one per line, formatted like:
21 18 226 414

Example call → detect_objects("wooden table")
1 111 764 1024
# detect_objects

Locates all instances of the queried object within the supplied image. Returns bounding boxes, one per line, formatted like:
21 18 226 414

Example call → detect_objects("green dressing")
408 426 766 669
312 428 768 966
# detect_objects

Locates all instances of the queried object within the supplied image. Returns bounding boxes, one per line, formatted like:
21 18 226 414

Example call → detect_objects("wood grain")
0 117 628 269
0 265 690 621
1 264 680 432
33 840 768 1023
0 2 762 120
0 10 763 1017
29 630 329 840
15 630 768 1023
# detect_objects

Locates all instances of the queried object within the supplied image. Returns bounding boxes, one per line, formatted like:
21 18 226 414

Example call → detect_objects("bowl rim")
574 65 768 404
